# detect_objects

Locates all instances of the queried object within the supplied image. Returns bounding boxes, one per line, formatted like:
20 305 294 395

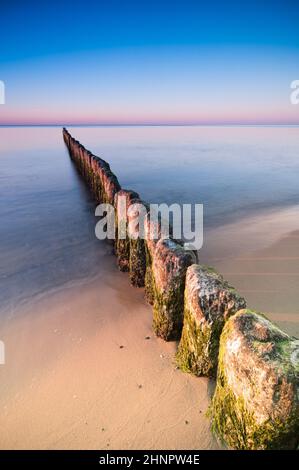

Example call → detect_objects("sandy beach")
201 205 299 338
0 243 219 450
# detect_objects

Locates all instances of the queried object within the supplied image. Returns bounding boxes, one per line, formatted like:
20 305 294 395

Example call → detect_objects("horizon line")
0 122 299 128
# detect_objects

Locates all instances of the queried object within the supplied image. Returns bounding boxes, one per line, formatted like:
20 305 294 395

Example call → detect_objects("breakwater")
63 128 299 450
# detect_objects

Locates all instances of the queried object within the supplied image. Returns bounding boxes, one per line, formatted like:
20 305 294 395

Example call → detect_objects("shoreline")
2 192 299 321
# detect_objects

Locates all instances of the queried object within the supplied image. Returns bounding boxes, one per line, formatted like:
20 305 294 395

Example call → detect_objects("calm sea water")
0 126 299 314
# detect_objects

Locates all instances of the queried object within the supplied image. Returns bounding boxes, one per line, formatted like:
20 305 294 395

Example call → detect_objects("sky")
0 0 298 125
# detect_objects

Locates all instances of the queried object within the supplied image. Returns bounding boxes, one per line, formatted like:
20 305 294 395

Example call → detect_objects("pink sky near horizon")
0 47 298 126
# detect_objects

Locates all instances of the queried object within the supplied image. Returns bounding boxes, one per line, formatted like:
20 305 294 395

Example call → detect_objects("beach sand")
215 230 299 338
0 245 219 450
0 206 299 450
201 205 299 338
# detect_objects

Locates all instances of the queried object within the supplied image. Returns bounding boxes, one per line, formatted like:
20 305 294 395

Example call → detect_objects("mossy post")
151 239 196 341
176 264 246 377
144 212 164 305
210 309 299 449
94 159 121 205
114 189 139 272
143 208 182 305
91 156 104 202
63 128 121 205
127 198 148 287
82 148 92 187
144 243 155 305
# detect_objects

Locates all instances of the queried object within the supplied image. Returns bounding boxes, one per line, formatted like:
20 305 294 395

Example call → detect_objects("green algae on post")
127 198 148 287
114 189 139 272
176 264 246 377
210 309 299 449
129 238 146 287
144 242 155 305
143 211 165 305
151 239 196 341
63 128 121 206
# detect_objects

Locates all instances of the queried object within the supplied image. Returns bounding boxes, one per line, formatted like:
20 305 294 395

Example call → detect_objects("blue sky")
0 0 298 124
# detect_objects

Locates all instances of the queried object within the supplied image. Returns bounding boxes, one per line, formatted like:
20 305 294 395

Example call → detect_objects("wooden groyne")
63 128 299 450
